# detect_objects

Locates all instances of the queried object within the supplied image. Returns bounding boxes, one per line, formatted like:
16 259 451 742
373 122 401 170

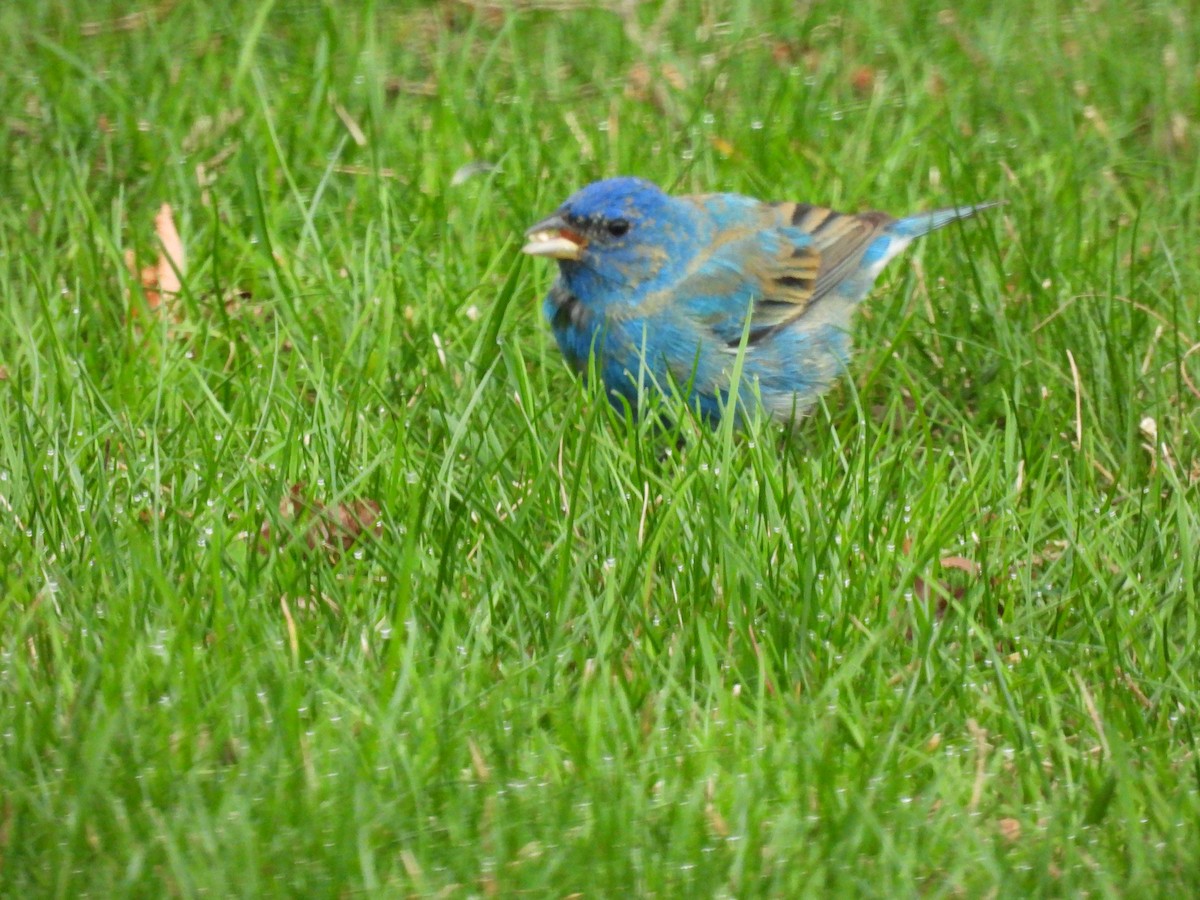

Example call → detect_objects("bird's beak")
522 213 586 261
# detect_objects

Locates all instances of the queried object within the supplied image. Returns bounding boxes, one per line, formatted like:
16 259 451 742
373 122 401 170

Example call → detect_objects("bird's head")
523 177 701 302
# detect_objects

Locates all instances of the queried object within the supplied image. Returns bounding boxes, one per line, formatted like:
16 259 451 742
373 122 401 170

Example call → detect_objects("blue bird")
523 176 996 426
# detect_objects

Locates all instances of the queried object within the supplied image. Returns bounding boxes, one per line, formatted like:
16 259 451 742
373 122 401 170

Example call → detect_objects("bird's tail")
890 200 1003 239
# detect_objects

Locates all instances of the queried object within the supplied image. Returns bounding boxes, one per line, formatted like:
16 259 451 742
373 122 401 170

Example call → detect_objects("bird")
522 176 996 426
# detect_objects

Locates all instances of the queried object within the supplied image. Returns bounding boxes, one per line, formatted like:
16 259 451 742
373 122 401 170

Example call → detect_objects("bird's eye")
606 219 630 237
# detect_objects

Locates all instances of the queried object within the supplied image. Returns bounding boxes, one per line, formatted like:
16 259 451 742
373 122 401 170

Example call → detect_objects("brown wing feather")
773 203 896 305
755 241 820 318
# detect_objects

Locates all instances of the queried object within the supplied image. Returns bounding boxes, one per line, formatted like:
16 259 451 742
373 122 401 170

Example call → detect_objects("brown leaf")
770 40 794 66
316 497 383 551
927 68 946 98
850 65 876 96
900 544 991 638
260 482 382 556
126 203 185 313
911 555 979 608
659 63 686 91
705 803 731 839
154 203 185 298
710 136 739 158
998 817 1021 842
622 62 684 120
939 555 981 576
624 61 653 102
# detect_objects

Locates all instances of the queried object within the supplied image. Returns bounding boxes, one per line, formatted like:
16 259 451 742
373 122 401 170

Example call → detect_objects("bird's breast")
544 281 603 375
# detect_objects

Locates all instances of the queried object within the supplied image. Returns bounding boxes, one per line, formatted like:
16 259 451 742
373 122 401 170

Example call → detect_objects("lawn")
1 0 1198 895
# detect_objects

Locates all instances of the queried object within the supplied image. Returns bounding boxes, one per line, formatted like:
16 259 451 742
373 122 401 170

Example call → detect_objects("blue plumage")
523 177 996 426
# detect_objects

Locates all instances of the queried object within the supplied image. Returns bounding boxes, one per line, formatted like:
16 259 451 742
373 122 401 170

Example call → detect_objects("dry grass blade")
81 0 177 36
1066 349 1083 451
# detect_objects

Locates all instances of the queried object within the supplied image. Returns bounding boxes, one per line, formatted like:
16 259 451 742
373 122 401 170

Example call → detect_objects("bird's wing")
668 196 896 346
773 202 897 305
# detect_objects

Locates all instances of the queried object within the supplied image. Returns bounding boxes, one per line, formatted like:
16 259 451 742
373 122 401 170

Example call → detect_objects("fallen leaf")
1139 413 1178 473
705 803 731 838
1030 539 1069 569
939 555 981 576
182 108 244 154
710 136 739 158
927 68 946 98
624 61 654 103
1139 415 1158 443
259 482 383 556
659 63 686 91
622 61 684 120
912 554 981 607
998 817 1021 842
897 543 999 639
318 497 383 551
850 65 876 96
125 203 185 313
770 40 794 66
154 204 185 298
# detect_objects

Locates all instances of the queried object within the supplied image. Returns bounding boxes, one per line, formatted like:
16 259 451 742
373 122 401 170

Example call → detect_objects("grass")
1 0 1198 895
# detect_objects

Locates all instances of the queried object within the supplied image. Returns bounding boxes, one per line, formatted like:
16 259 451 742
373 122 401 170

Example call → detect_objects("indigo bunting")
523 177 996 425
